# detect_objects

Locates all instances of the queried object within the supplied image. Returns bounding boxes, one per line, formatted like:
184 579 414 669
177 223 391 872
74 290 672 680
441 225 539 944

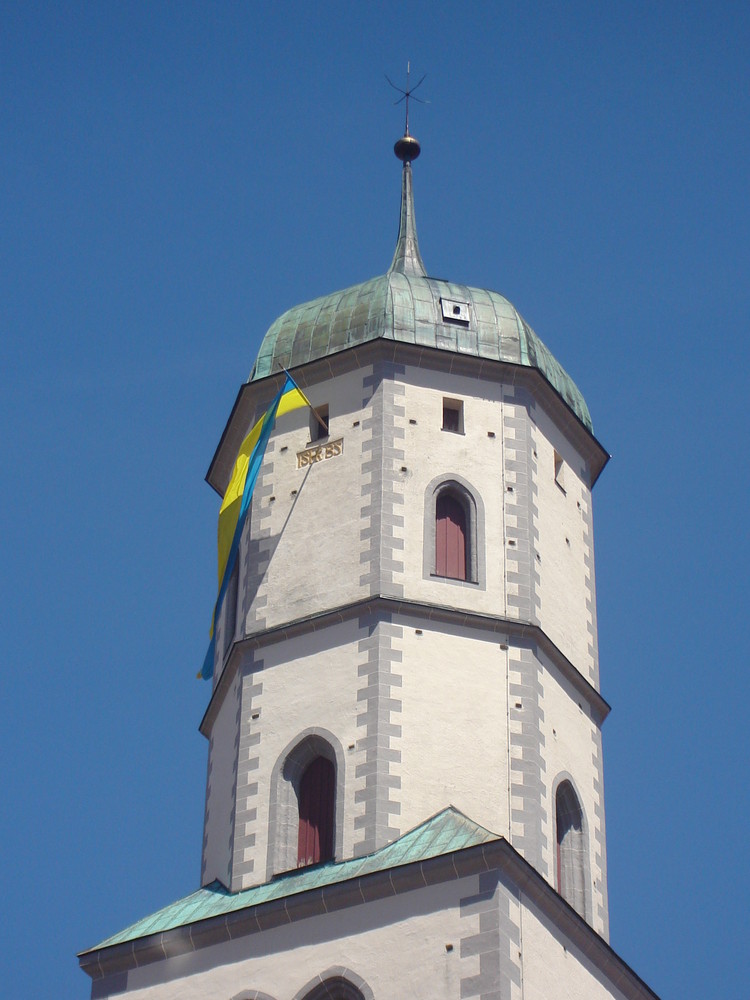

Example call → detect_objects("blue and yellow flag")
200 374 309 679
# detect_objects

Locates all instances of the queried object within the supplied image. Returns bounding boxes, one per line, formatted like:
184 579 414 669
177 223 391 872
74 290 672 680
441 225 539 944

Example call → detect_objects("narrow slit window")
442 398 463 434
554 450 566 492
311 404 329 441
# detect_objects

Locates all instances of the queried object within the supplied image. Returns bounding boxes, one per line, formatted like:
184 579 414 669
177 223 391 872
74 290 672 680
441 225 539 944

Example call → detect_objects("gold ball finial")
394 134 421 163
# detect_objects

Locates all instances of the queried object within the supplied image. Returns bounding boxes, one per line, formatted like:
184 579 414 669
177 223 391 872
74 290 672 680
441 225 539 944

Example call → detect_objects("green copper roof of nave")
251 161 592 433
82 807 498 953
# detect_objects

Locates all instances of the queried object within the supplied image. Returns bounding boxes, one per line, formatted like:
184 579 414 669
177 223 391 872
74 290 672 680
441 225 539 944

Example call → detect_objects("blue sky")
2 3 749 997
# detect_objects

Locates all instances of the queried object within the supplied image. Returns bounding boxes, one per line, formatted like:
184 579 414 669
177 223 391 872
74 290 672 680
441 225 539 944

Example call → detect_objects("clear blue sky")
2 3 748 997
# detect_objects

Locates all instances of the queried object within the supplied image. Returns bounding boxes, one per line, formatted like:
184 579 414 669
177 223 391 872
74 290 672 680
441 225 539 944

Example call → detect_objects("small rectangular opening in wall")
442 398 463 434
311 404 329 441
554 450 566 493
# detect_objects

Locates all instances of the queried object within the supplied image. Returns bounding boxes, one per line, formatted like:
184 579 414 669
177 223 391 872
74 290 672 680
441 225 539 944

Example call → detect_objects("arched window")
556 780 586 917
435 489 468 580
424 475 485 589
267 731 342 878
295 973 371 1000
297 755 335 867
303 981 363 1000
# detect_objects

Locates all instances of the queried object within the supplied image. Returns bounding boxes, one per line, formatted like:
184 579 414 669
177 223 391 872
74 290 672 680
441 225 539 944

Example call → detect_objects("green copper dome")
251 162 592 433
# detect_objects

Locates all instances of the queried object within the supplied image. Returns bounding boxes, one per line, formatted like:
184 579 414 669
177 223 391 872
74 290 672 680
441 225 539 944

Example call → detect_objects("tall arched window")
297 755 335 867
556 780 586 917
424 475 485 589
435 490 468 580
267 731 343 879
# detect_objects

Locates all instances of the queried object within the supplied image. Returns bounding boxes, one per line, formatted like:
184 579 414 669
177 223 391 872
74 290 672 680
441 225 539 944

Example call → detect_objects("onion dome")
251 137 592 433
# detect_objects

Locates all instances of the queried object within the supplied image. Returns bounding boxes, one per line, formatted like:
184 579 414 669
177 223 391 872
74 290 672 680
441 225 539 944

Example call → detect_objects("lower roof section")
82 806 494 954
80 806 658 1000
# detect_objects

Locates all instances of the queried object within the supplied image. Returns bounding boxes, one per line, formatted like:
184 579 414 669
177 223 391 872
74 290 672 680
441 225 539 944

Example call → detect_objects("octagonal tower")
80 135 661 1000
201 145 610 931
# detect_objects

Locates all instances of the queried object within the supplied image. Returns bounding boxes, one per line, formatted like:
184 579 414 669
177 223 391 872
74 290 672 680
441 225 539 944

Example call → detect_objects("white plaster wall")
108 879 467 1000
396 368 507 615
93 875 642 1000
396 619 509 839
204 360 609 907
233 364 599 684
239 367 369 634
520 897 629 1000
243 620 364 880
532 405 596 677
538 647 608 935
220 609 608 896
203 670 241 886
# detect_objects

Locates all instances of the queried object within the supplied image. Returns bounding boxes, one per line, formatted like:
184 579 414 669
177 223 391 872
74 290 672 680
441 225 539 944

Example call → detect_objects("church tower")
80 130 658 1000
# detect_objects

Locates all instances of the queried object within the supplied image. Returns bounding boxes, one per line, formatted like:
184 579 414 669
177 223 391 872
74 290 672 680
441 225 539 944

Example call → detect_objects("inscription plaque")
296 438 344 469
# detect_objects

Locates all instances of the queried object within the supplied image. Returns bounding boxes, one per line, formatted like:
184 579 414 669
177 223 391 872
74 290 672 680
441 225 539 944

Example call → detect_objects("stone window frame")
423 473 486 590
231 992 279 1000
552 771 591 922
266 728 346 880
293 967 374 1000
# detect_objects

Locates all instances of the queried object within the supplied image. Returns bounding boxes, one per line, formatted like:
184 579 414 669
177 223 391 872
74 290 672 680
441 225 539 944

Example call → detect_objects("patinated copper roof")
251 161 593 433
81 807 497 952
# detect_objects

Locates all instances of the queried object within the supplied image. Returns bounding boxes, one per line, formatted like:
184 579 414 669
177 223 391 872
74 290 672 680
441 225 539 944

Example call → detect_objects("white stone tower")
79 132 659 1000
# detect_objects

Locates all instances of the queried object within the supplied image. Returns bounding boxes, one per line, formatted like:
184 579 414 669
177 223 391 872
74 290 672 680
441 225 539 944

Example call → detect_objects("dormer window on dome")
440 297 470 325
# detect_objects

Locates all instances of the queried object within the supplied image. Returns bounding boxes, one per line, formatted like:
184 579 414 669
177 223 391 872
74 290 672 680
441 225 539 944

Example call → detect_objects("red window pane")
436 493 467 580
297 756 335 867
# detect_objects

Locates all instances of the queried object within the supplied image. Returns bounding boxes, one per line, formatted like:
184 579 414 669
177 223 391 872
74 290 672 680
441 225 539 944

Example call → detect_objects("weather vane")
386 61 428 137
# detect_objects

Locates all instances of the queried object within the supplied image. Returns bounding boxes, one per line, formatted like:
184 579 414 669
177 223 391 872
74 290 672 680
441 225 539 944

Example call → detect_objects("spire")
389 156 427 277
387 63 428 277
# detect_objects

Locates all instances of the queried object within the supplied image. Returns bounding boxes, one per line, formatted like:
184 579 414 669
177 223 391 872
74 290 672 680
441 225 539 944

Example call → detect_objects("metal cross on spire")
386 61 428 137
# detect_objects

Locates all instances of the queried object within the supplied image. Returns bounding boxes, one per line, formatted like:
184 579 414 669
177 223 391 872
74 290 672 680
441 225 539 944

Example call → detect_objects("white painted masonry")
202 668 242 887
214 360 599 663
199 353 611 923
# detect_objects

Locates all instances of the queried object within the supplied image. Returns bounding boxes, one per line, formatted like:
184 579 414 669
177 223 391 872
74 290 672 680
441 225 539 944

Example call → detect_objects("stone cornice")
199 596 610 737
206 339 609 497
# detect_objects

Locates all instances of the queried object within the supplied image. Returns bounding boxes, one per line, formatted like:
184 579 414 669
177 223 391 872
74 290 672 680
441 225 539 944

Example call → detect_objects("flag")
199 373 309 679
